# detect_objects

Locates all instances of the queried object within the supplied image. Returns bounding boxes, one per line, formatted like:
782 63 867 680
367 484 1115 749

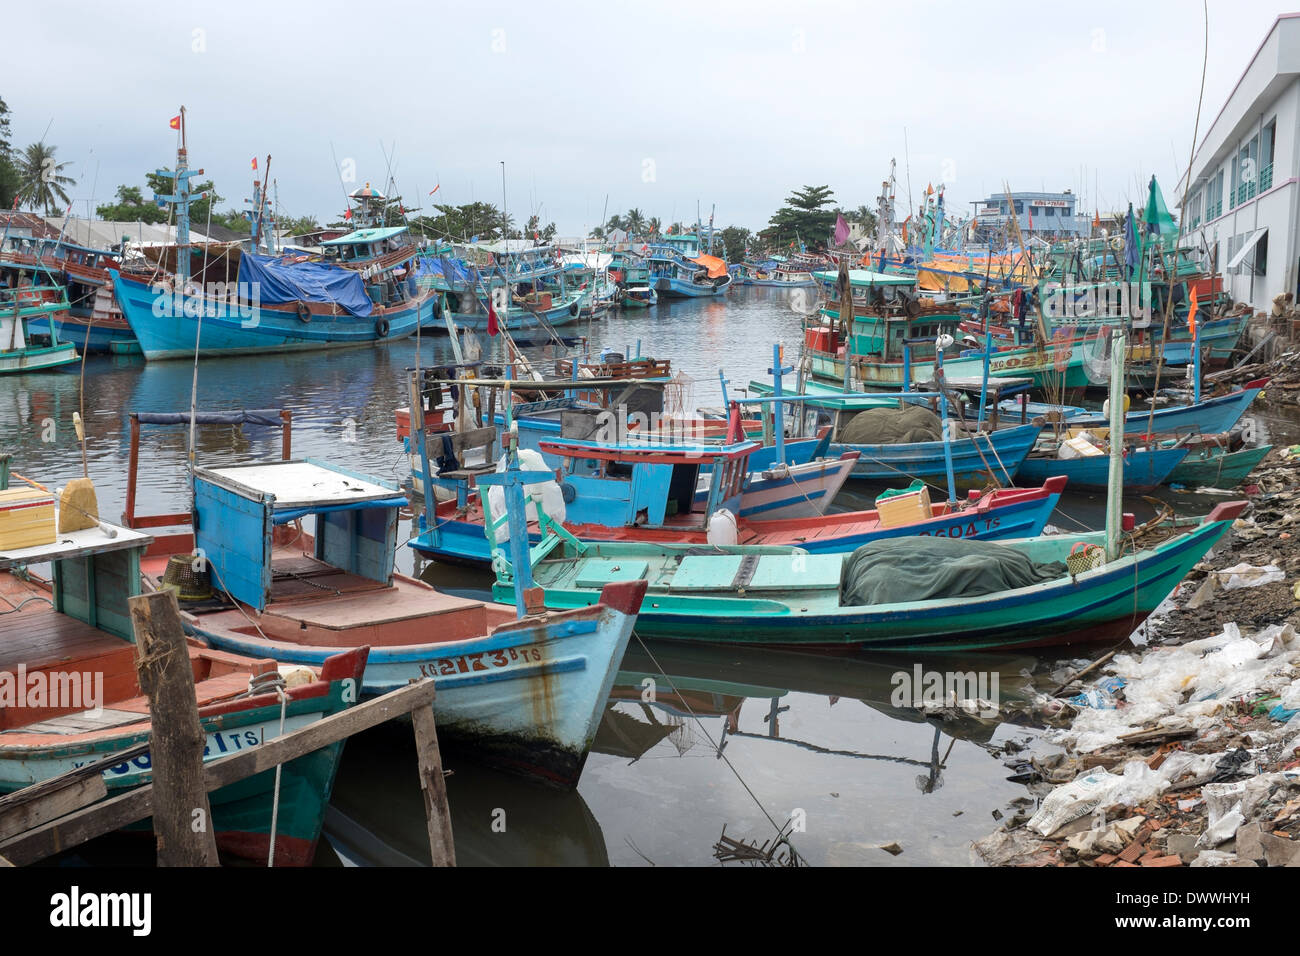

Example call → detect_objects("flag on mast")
168 115 181 130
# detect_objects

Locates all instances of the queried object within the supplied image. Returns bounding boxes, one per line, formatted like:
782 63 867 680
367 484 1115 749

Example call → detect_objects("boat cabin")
192 459 407 614
538 438 753 531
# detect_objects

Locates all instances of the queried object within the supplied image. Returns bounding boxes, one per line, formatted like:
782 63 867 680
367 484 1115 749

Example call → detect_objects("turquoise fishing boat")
1167 441 1272 488
0 516 365 866
0 281 79 374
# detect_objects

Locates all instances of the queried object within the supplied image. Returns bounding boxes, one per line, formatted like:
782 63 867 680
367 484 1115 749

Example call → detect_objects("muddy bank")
974 446 1300 867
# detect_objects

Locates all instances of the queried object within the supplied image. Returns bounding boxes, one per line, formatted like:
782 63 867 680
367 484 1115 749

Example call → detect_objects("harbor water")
6 287 1296 867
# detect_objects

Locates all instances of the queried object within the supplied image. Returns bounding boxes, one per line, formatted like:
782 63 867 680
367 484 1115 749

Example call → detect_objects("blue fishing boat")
417 242 589 332
1015 443 1190 492
985 379 1266 437
122 417 644 789
112 113 433 360
647 232 732 298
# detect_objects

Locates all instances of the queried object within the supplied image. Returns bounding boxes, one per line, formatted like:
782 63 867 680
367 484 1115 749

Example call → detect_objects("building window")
1254 232 1268 276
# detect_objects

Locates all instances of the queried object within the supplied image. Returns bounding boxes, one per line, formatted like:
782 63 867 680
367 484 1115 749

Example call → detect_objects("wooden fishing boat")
489 500 1244 651
1015 441 1190 492
0 518 365 866
407 427 1066 564
621 285 657 308
112 119 433 360
122 412 644 789
647 234 732 297
1167 440 1272 488
0 282 79 374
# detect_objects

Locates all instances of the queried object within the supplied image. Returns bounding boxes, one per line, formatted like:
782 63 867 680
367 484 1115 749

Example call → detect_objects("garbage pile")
975 621 1300 867
1154 444 1300 641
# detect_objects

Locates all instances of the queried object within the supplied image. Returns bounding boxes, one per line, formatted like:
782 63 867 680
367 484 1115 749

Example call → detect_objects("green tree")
0 97 17 209
524 213 556 244
624 208 646 235
278 214 322 236
97 183 168 224
410 201 513 241
718 226 753 264
15 141 76 213
760 184 837 252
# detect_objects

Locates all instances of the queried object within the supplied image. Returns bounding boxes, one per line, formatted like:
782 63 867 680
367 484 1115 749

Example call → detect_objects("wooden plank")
411 705 455 867
0 680 437 866
129 591 220 867
0 774 107 843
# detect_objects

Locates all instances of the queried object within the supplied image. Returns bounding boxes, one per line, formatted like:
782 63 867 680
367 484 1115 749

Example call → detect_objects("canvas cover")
839 405 942 445
237 252 373 317
839 537 1067 607
690 254 728 279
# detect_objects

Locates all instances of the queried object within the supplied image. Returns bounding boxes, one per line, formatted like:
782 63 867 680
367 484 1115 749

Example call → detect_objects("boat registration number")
417 646 544 679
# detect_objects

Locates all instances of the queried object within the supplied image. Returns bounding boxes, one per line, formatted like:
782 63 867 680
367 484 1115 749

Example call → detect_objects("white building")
1180 13 1300 314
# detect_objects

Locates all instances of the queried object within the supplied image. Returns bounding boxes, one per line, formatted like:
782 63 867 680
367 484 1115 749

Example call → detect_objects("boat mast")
1104 323 1127 561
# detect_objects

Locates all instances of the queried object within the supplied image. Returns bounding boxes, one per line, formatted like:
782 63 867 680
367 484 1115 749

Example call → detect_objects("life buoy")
569 301 579 316
375 317 390 337
297 302 312 322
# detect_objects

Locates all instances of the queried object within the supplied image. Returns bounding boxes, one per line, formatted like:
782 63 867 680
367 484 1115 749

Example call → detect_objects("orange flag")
1187 286 1199 338
168 115 181 130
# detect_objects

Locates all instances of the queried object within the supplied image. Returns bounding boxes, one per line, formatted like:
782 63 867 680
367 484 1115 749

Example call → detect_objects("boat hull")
196 590 641 789
112 270 429 360
829 422 1042 484
1015 446 1189 491
1168 443 1272 488
0 342 79 374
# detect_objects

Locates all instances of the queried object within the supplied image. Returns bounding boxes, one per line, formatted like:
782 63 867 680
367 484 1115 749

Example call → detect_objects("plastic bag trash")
1026 768 1122 836
1197 781 1247 848
1214 563 1285 590
485 449 565 544
1110 759 1172 806
1069 676 1127 709
1190 850 1239 867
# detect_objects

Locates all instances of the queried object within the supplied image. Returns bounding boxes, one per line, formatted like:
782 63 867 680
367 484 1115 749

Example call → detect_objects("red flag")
168 115 181 130
1188 286 1199 338
343 208 353 220
251 157 258 170
429 184 440 196
486 297 499 337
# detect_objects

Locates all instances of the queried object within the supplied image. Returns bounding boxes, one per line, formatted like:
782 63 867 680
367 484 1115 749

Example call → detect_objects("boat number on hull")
70 729 265 775
418 646 544 679
919 516 1001 539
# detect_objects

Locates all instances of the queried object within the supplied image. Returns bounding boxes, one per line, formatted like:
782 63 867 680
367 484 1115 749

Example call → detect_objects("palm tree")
647 216 661 236
624 207 646 236
17 141 75 213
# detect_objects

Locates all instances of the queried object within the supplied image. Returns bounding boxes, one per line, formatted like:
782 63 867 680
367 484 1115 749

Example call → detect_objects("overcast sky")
3 0 1289 235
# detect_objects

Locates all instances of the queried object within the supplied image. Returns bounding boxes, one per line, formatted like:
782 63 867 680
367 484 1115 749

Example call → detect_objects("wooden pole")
411 705 456 867
129 590 220 867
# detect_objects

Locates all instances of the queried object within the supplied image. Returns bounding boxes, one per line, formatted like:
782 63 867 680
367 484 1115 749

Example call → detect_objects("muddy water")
5 286 1295 866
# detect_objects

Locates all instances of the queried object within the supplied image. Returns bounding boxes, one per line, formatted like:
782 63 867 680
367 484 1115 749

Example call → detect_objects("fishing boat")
0 279 79 374
418 243 590 333
621 285 657 308
0 511 365 866
647 233 732 298
0 221 137 354
488 474 1243 651
1015 432 1191 492
407 422 1065 565
491 325 1246 651
1166 437 1273 488
112 115 434 360
122 409 644 789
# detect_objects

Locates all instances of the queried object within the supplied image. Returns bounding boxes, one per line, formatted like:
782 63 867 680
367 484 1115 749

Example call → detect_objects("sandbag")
839 405 942 445
839 536 1067 607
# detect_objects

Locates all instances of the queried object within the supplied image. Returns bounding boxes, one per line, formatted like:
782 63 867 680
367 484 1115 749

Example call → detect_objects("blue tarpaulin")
415 256 471 283
238 252 373 317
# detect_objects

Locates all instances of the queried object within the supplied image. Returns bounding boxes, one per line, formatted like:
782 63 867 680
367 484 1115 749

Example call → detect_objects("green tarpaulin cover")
839 537 1068 607
839 405 942 445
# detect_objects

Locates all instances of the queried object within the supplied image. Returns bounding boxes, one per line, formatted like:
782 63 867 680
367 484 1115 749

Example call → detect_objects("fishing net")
839 537 1068 607
838 405 942 445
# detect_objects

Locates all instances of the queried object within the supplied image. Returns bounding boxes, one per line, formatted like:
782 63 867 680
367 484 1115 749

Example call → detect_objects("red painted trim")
1206 500 1248 523
1243 377 1270 389
597 579 649 616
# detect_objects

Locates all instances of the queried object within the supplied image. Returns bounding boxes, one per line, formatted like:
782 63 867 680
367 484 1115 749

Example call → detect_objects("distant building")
971 190 1087 242
1179 13 1299 314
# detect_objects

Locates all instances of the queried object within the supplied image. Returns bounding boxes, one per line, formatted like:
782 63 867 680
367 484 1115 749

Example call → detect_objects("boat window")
667 463 699 517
